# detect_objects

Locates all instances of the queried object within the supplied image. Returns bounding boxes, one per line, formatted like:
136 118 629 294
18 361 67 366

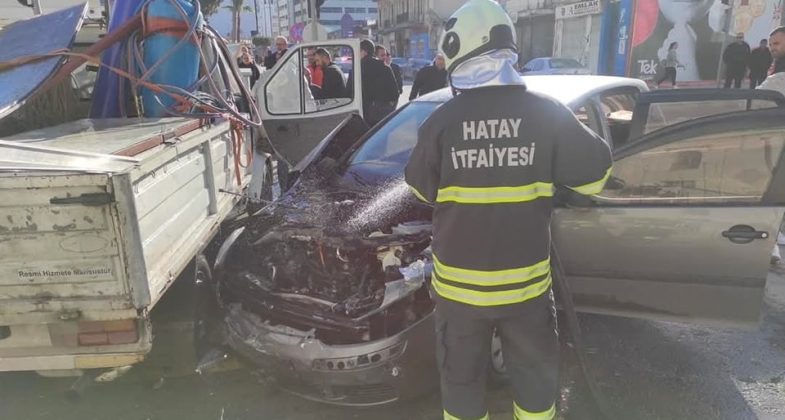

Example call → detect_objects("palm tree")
223 0 252 42
200 0 222 20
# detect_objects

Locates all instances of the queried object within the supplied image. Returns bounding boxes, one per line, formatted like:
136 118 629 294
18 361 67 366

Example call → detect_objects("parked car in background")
334 55 353 78
521 57 590 75
215 59 785 407
404 58 431 80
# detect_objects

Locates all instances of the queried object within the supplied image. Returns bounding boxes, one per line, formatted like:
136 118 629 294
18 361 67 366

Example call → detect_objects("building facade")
503 0 556 66
377 0 464 59
275 0 377 40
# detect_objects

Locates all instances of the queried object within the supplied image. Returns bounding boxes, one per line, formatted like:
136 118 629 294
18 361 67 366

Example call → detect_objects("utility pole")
715 0 734 87
269 1 274 37
254 0 260 36
309 0 319 41
32 0 43 15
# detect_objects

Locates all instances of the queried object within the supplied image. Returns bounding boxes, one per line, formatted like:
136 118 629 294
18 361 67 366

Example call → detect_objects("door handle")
722 225 769 244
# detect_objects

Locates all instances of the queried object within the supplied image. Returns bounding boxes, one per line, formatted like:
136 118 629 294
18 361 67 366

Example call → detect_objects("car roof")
414 75 648 108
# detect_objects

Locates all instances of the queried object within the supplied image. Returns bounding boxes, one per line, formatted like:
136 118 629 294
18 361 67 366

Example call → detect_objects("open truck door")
554 107 785 326
256 39 363 168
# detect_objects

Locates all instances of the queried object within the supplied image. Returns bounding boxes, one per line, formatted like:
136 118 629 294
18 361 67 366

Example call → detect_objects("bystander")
723 33 751 89
409 53 448 100
749 39 772 88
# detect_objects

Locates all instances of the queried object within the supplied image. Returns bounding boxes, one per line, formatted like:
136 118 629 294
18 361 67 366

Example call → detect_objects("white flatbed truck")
0 117 250 376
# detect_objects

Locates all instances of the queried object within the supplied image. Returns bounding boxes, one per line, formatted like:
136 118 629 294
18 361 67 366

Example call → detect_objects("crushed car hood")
218 175 434 344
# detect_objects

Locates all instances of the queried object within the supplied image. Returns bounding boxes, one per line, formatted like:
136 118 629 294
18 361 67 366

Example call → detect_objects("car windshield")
342 102 440 183
550 58 583 69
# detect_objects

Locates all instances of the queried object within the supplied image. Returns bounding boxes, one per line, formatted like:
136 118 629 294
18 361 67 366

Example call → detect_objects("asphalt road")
1 259 784 420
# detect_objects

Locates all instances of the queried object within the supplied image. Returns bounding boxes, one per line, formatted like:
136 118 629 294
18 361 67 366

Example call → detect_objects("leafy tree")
252 36 272 48
223 0 252 42
199 0 222 19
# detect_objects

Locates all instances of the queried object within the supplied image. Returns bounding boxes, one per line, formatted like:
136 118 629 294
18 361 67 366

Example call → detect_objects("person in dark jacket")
264 36 289 70
347 39 400 126
723 33 751 88
749 39 773 88
405 2 611 419
314 48 346 99
376 45 403 96
409 53 448 100
237 50 261 87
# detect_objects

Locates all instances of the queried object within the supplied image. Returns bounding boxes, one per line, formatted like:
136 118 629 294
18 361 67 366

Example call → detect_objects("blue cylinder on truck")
141 0 203 117
89 0 145 118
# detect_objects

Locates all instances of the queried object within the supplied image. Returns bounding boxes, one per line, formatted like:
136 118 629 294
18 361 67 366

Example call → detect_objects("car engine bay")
219 180 436 345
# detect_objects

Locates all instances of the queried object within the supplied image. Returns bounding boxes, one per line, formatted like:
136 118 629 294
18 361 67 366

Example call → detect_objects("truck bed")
0 118 250 325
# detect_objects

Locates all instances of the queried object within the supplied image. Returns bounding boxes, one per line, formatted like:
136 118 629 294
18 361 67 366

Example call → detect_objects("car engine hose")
550 244 616 420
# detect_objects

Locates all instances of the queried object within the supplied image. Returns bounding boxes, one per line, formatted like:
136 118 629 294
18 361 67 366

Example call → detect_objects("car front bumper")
223 305 438 406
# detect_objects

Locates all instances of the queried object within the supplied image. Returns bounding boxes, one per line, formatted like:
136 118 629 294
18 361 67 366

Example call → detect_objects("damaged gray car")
209 44 785 407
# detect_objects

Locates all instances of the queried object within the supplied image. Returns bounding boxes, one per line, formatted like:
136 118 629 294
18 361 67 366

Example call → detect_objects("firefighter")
404 1 612 419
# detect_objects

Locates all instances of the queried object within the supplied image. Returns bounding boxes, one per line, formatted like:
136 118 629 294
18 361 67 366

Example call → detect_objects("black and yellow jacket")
405 85 611 307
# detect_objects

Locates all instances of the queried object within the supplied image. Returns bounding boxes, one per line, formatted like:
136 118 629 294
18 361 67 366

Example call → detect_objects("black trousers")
435 292 559 419
656 67 677 87
750 70 767 88
725 66 746 88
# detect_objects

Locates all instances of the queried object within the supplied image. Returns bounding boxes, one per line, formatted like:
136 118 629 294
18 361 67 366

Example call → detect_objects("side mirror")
522 67 532 73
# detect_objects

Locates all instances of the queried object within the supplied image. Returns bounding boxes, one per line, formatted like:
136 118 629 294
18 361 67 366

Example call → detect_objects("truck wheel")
193 255 222 357
145 255 217 378
248 155 275 215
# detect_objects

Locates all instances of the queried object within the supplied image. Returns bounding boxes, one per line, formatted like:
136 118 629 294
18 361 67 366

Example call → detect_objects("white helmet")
439 0 517 74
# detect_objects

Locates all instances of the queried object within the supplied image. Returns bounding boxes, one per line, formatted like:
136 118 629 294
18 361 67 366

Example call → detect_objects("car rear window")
549 58 583 69
644 99 780 134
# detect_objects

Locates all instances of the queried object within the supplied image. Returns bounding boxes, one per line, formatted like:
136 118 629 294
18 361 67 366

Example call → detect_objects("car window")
644 99 779 134
598 88 639 148
597 128 785 204
266 45 356 116
347 102 440 170
302 45 354 114
572 102 603 136
266 52 303 115
550 58 583 69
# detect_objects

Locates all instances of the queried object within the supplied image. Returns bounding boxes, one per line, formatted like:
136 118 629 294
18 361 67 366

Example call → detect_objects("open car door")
627 88 785 142
554 107 785 326
256 39 363 168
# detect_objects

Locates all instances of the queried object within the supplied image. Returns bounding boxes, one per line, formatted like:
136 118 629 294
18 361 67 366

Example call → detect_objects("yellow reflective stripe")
443 410 490 420
567 167 612 196
433 254 551 287
407 184 431 203
432 275 552 307
513 402 556 420
436 182 554 204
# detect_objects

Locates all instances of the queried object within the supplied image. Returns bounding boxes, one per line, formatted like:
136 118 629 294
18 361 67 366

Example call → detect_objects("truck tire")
144 255 216 378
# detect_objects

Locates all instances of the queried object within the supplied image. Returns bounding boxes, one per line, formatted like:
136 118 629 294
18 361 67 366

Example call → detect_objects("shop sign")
556 0 601 19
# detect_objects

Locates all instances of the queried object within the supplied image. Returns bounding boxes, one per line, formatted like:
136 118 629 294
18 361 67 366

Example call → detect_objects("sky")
208 0 276 39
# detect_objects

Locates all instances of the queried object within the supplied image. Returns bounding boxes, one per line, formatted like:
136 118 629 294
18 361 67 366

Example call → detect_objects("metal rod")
715 2 734 88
